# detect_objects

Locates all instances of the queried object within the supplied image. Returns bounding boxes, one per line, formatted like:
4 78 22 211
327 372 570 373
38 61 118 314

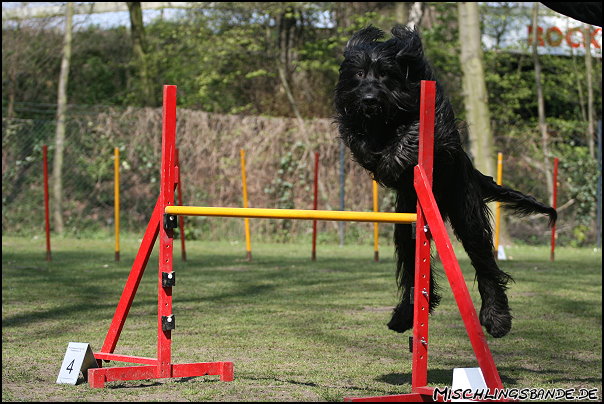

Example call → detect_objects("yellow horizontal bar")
165 206 417 224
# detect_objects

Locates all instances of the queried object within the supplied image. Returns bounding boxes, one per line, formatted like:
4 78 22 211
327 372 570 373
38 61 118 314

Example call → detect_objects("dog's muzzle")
360 92 383 116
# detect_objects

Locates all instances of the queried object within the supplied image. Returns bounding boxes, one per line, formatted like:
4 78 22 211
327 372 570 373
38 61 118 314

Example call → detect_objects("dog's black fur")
334 25 557 338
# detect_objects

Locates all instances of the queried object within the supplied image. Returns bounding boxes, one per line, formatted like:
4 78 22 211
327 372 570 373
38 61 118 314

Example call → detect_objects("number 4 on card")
56 342 98 385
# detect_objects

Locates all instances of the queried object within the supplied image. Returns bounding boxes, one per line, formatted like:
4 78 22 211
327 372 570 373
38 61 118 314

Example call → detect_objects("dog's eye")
356 71 364 78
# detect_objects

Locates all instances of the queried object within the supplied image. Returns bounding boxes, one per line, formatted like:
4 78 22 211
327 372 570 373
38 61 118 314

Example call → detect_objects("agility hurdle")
88 82 505 402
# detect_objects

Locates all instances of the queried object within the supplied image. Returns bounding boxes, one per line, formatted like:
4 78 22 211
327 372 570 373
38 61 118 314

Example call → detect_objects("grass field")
2 235 602 402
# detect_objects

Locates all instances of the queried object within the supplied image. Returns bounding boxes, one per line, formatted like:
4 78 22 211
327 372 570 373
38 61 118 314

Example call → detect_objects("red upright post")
176 148 187 262
411 80 436 391
43 145 51 261
345 81 505 402
550 157 559 262
311 151 320 261
158 85 177 378
88 85 233 388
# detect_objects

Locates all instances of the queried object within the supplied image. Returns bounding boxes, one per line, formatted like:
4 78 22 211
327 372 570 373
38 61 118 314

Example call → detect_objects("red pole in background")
176 148 187 262
550 157 559 262
43 145 51 261
372 180 379 262
311 151 320 261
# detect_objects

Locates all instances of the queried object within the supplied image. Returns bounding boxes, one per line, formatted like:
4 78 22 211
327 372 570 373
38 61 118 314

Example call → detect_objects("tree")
2 19 62 117
275 4 305 125
530 2 553 200
583 24 596 159
457 2 495 177
52 1 74 235
127 2 154 106
406 2 425 28
3 20 21 119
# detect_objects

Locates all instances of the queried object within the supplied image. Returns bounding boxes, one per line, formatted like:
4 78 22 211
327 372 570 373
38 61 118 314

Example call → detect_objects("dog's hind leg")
387 188 441 334
447 182 513 338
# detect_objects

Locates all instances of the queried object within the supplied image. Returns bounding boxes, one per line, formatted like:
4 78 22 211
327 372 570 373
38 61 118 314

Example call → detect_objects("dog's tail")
476 171 557 226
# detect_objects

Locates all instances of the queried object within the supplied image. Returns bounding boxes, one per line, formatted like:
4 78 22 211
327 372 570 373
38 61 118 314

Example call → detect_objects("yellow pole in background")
114 147 120 262
240 149 252 261
373 180 379 262
494 152 503 255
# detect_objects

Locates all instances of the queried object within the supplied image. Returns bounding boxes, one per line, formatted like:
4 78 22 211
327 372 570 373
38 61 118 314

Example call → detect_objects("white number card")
56 342 98 385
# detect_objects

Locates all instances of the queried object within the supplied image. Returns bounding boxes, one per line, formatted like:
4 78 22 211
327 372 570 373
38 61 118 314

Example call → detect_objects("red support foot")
87 362 234 388
88 368 107 388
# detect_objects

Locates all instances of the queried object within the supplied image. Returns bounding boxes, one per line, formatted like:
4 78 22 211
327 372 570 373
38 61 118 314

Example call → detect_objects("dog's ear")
391 25 424 63
345 25 385 52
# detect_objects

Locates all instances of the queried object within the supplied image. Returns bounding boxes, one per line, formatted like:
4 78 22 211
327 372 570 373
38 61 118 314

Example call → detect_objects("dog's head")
335 25 429 123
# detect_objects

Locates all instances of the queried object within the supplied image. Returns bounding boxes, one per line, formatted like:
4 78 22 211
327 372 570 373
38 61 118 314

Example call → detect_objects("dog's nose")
362 94 378 105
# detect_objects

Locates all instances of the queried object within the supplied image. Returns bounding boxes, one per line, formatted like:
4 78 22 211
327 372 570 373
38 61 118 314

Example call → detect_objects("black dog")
334 25 556 338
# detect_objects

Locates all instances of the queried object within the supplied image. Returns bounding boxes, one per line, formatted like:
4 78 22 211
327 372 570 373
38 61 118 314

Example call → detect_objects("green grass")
2 235 602 401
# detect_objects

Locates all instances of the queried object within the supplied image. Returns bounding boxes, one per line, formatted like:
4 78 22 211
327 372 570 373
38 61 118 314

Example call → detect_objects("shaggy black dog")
334 25 556 338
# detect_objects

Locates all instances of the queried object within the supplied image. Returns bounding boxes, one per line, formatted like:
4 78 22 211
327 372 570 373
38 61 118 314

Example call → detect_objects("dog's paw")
387 303 414 333
479 305 512 338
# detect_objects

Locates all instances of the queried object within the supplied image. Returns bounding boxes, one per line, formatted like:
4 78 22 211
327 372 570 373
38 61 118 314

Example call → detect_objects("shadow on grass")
376 368 452 386
498 366 600 386
242 375 388 394
106 381 163 389
498 366 562 386
2 247 395 342
378 369 521 391
2 300 118 330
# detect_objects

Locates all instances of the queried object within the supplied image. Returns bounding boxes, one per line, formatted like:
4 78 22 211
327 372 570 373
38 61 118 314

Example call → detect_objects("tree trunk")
127 2 153 106
6 21 22 120
407 2 424 28
570 46 587 123
7 69 16 119
583 24 595 159
276 8 305 129
457 2 495 178
531 3 553 200
52 1 73 235
583 24 597 237
395 3 409 25
458 3 506 244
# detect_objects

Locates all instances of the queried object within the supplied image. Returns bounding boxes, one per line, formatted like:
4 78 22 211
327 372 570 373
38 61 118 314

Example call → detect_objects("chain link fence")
2 103 398 246
3 103 598 247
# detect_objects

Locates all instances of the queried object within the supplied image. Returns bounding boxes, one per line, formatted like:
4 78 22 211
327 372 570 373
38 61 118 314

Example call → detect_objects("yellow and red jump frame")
88 82 505 402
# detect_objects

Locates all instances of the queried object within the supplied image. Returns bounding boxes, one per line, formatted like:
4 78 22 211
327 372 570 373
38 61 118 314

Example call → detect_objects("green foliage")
1 2 601 246
421 3 464 117
556 143 599 246
484 45 601 246
1 119 54 235
67 26 132 105
263 141 308 242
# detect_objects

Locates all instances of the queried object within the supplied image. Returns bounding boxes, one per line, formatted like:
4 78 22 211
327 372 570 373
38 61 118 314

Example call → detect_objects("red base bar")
88 361 234 388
